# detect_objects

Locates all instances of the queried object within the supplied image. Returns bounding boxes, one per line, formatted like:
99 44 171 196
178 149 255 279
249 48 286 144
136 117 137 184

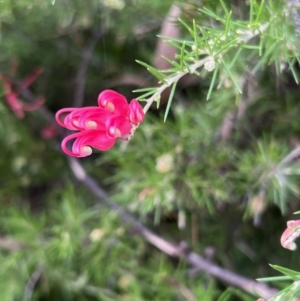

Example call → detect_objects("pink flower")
280 220 300 250
0 68 44 118
56 90 145 157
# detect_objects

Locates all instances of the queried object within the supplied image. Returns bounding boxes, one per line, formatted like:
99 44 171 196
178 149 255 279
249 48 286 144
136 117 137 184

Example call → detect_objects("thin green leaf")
224 10 232 39
240 44 261 50
221 58 242 93
199 7 224 23
160 69 178 75
161 55 181 69
133 87 157 93
207 64 219 100
217 48 243 89
135 60 153 70
178 18 193 36
147 68 168 84
252 42 279 73
136 91 157 100
257 276 293 282
163 40 184 51
255 0 265 24
288 59 299 84
258 34 264 56
180 42 186 70
135 61 169 84
198 27 212 49
211 33 223 54
270 264 300 278
193 20 199 60
220 0 229 16
164 82 177 122
156 97 161 109
214 38 239 56
250 1 253 23
157 35 194 46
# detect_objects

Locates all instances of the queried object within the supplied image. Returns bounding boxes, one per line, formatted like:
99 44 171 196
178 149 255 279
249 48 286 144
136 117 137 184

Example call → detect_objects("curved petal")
98 89 129 115
105 115 132 138
281 220 300 250
56 108 80 130
76 108 112 131
128 99 145 124
56 107 100 130
61 132 88 157
75 131 116 152
61 131 116 157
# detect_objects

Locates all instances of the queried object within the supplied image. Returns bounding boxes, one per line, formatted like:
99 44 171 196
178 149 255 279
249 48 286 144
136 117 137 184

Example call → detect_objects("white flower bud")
204 58 216 72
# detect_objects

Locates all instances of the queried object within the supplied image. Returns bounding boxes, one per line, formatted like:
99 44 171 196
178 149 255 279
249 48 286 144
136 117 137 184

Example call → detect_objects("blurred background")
1 0 300 300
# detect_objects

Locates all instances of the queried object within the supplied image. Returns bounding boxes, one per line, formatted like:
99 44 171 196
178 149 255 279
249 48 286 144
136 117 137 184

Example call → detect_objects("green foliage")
137 0 300 114
0 102 63 200
258 265 300 301
0 189 225 301
1 0 300 300
98 104 232 217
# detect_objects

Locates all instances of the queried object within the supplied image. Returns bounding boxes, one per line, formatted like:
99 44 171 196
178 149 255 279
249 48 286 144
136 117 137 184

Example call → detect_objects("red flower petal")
0 72 43 118
98 89 129 115
62 131 116 157
76 107 112 131
55 108 79 130
281 220 300 250
105 115 132 138
56 107 107 131
128 99 145 124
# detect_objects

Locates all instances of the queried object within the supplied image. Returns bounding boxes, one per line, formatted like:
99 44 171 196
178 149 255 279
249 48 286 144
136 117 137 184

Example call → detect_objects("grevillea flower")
55 90 145 157
0 68 44 118
280 219 300 250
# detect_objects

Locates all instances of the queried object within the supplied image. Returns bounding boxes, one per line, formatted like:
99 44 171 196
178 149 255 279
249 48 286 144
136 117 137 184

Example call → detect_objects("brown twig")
279 145 300 166
24 263 44 301
0 236 24 251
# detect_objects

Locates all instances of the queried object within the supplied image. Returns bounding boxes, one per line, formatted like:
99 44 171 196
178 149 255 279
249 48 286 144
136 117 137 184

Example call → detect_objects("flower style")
0 68 44 118
56 90 145 157
280 219 300 250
